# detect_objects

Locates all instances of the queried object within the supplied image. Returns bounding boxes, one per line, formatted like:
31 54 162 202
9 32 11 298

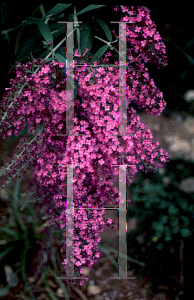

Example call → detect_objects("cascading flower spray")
0 5 170 289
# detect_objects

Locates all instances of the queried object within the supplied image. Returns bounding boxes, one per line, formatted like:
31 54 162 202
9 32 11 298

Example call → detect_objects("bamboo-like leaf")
43 268 58 300
80 21 93 55
98 244 145 266
49 267 70 300
186 37 194 48
74 6 81 53
25 17 53 44
98 244 118 269
12 178 25 236
95 18 112 42
44 3 72 19
73 4 106 16
20 245 36 300
0 244 16 260
0 227 19 239
90 45 109 64
54 53 66 63
38 22 53 44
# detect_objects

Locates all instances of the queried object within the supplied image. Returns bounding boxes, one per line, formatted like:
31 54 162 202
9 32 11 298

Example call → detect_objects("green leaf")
25 17 42 24
43 269 58 300
44 3 72 19
20 245 36 300
49 267 70 300
156 243 163 250
168 205 179 215
90 45 109 64
160 215 168 225
0 244 16 260
0 227 19 239
54 53 66 63
80 21 93 55
73 5 106 16
55 45 66 60
152 222 164 233
95 18 112 42
181 228 191 238
50 23 66 40
98 244 145 266
15 29 42 61
44 57 56 62
164 235 172 241
51 253 58 274
0 240 7 245
98 244 118 269
12 178 25 236
74 80 79 99
38 21 53 44
74 6 81 53
186 37 194 48
25 17 53 44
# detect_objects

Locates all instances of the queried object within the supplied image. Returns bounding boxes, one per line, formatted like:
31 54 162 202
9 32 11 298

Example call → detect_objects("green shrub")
127 157 194 296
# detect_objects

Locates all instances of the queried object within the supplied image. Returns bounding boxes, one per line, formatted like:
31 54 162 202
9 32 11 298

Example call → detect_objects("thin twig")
179 239 184 286
94 35 119 55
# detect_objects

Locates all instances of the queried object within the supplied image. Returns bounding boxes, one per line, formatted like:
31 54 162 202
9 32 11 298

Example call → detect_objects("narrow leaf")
0 245 16 260
50 23 66 40
98 244 145 266
20 246 36 300
37 21 53 44
80 21 93 55
98 245 118 269
90 45 109 64
45 57 57 62
25 17 41 25
74 6 81 53
49 267 70 300
74 80 79 99
45 3 72 18
186 37 194 48
95 18 112 42
12 178 25 236
43 269 58 300
54 53 66 63
25 18 53 44
74 4 106 16
184 51 194 65
15 30 43 62
0 227 19 239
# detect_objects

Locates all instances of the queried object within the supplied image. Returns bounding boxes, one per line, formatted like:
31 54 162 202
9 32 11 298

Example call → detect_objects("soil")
0 108 194 300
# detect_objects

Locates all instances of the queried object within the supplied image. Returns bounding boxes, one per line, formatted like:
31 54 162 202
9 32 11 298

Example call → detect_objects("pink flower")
0 5 170 290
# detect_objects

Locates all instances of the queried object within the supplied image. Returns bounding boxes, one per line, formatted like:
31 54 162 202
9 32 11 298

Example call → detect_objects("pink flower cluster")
0 5 170 289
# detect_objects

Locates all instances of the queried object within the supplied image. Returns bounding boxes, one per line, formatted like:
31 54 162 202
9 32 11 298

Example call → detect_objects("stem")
1 127 44 174
179 239 184 286
1 84 28 122
74 6 81 53
94 35 119 55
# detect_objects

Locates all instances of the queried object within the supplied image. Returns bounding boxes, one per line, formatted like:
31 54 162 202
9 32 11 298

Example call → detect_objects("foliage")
0 177 70 298
127 157 194 294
